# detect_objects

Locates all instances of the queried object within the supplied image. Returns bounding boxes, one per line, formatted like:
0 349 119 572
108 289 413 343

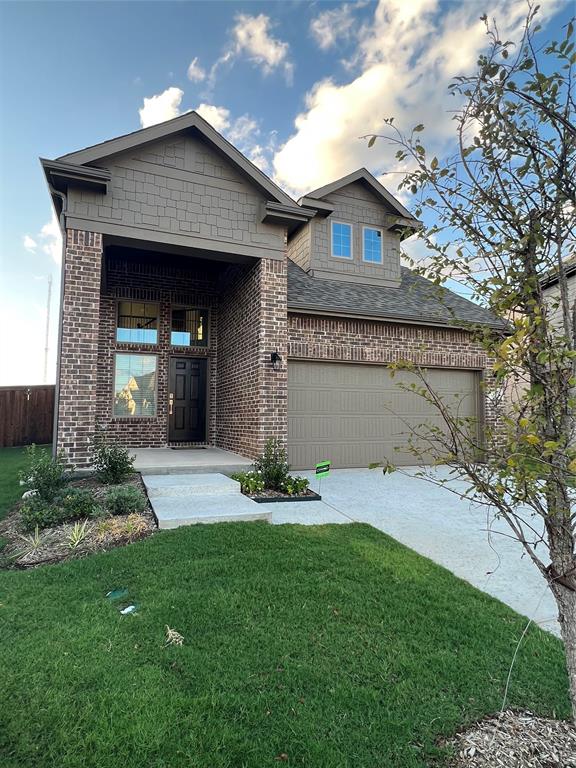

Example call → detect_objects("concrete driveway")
265 467 559 636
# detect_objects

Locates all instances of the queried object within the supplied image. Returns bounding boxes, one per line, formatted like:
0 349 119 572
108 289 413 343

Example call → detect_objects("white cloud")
274 0 564 197
209 13 293 86
310 1 364 50
23 234 37 252
228 115 259 145
39 213 63 265
22 213 62 265
194 102 276 174
187 56 206 82
139 86 185 128
196 103 231 132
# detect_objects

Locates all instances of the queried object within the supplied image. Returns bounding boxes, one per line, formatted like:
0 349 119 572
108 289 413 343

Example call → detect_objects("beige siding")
288 361 479 469
67 134 285 258
310 182 402 286
544 275 576 332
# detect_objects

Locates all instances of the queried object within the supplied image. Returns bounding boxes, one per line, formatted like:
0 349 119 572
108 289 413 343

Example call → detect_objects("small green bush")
92 436 135 485
105 486 147 516
231 471 265 495
19 444 68 502
281 476 310 496
20 498 66 532
254 438 290 491
59 488 101 520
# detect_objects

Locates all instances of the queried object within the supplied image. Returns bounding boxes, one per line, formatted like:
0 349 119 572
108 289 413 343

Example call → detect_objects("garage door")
288 361 480 469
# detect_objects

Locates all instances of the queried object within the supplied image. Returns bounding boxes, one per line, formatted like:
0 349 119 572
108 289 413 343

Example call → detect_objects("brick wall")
56 230 103 467
217 256 288 457
287 313 499 438
96 250 220 450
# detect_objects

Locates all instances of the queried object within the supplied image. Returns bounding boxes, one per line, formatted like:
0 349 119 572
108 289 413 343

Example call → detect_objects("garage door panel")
288 361 479 469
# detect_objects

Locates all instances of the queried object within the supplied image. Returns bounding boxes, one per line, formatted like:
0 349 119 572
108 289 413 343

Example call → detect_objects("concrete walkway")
265 467 559 636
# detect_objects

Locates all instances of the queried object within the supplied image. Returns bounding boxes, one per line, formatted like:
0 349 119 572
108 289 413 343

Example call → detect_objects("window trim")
330 220 353 260
115 299 160 347
112 352 159 420
361 225 384 265
170 305 210 349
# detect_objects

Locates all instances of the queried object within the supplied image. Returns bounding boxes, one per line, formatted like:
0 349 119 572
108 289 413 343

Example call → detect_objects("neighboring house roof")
287 260 506 330
301 168 419 224
541 256 576 289
44 111 306 223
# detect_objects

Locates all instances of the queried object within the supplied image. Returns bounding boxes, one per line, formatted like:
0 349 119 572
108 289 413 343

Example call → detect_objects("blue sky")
0 0 572 385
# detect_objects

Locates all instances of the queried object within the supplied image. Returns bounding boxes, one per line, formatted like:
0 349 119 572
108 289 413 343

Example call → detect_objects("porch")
132 446 253 476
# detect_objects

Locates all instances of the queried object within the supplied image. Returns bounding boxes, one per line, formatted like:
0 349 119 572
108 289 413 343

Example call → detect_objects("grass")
0 521 570 768
0 445 50 521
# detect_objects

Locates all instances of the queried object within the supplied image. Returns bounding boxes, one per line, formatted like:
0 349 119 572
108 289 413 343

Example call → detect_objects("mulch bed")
245 488 321 503
445 710 576 767
0 474 156 569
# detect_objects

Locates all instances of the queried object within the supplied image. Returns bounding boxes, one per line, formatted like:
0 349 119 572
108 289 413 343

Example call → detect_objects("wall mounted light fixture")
270 351 282 370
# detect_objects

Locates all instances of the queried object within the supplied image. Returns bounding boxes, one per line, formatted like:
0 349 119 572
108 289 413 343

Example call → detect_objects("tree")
365 4 576 718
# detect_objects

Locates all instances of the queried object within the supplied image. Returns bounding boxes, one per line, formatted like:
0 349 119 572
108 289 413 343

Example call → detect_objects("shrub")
97 514 148 542
67 519 91 549
231 471 265 495
254 439 290 491
20 498 65 532
105 486 147 516
59 488 101 520
19 444 68 502
281 476 310 496
92 436 135 485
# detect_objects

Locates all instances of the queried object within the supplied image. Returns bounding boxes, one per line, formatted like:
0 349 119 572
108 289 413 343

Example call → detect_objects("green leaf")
430 157 438 170
368 135 376 148
413 124 425 132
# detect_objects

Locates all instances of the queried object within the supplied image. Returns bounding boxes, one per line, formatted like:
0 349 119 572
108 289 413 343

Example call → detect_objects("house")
541 256 576 331
42 111 503 470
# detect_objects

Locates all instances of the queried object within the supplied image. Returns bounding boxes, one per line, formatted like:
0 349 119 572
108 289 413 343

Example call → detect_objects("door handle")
169 393 174 415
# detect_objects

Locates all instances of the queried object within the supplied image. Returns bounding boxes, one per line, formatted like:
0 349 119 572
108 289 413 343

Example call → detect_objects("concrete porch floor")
132 446 253 476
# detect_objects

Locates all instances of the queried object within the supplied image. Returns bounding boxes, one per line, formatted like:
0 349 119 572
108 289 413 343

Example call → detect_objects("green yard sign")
315 460 331 478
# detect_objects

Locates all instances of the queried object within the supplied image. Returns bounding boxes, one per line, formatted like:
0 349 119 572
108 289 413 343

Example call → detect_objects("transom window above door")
171 307 208 347
116 301 159 344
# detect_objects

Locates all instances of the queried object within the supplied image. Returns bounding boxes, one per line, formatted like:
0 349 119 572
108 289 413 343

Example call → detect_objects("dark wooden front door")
168 357 207 442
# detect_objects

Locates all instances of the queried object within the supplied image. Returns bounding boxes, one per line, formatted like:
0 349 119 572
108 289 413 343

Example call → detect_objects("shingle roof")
287 260 506 329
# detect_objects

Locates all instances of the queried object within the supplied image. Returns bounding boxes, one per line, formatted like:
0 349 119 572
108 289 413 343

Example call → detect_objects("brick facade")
57 231 496 468
56 230 103 467
95 249 220 451
287 313 498 435
217 256 288 457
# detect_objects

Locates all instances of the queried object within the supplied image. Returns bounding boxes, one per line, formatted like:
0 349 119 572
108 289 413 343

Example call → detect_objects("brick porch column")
258 256 288 454
216 254 288 458
55 229 103 468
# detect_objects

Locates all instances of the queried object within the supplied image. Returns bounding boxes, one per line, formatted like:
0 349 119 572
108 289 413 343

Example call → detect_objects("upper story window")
331 221 353 259
116 301 158 345
362 227 383 264
171 307 208 347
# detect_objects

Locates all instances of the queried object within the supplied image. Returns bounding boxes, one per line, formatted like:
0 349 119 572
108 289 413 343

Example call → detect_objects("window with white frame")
362 227 383 264
331 221 353 259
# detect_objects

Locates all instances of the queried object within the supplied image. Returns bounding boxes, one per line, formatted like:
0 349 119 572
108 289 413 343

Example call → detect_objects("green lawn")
0 520 569 768
0 445 50 521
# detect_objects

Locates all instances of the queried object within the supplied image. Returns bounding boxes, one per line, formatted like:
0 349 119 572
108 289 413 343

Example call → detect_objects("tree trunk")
555 585 576 723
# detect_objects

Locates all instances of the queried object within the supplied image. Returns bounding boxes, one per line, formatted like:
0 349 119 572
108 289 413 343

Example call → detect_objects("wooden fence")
0 385 55 448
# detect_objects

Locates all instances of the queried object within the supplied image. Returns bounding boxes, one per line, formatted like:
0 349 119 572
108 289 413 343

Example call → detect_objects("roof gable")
56 111 298 209
304 168 417 222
